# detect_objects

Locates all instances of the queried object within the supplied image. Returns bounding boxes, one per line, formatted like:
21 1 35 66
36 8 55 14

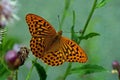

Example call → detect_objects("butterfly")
25 13 88 66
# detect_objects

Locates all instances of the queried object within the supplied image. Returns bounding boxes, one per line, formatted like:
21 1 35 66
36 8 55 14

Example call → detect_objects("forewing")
26 13 56 37
26 14 57 58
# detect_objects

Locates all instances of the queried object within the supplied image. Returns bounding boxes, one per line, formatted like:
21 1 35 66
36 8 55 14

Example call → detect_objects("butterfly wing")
26 14 56 37
41 50 65 66
30 37 45 58
41 38 65 66
26 14 57 58
61 37 88 63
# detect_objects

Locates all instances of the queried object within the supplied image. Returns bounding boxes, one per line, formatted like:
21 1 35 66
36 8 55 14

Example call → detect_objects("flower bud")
4 47 30 70
112 61 120 79
5 50 21 70
112 61 120 70
17 47 30 65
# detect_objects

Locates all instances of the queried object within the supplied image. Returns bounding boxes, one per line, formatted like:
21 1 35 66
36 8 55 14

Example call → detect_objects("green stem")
62 63 72 80
15 70 18 80
25 58 37 80
79 0 97 43
59 0 71 30
118 72 120 80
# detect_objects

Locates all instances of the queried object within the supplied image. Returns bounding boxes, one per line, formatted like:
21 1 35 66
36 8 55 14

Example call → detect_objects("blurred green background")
7 0 120 80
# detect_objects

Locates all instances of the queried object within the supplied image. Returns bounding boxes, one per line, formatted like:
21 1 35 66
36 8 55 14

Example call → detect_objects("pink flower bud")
5 50 21 70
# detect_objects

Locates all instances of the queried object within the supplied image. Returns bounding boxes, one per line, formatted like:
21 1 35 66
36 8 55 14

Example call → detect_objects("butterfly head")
55 30 62 39
57 30 62 36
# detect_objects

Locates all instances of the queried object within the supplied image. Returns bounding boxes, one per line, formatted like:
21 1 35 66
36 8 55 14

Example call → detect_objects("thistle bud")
5 47 30 70
5 50 20 70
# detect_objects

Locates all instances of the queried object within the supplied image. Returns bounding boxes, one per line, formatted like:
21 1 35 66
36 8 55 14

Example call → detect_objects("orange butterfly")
26 13 87 66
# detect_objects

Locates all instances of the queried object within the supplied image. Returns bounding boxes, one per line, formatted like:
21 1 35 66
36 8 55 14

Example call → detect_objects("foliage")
33 61 47 80
70 64 106 75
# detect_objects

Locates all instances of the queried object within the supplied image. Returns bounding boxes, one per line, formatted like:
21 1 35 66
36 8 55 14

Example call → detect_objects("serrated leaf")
33 61 47 80
79 32 100 40
69 64 106 75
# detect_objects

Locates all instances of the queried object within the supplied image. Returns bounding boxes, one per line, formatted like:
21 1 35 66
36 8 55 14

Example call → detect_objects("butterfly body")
26 13 87 66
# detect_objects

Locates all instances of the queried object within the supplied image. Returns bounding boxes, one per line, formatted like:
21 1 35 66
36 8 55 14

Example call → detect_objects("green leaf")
69 64 106 75
33 61 47 80
0 62 10 79
71 11 80 44
96 0 109 8
71 26 79 43
79 32 100 40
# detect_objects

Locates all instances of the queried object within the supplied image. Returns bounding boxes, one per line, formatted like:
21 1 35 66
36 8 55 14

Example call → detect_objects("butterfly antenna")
57 15 61 31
